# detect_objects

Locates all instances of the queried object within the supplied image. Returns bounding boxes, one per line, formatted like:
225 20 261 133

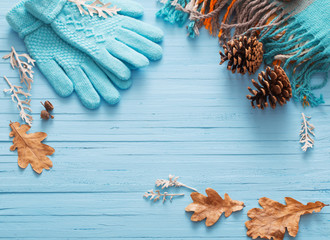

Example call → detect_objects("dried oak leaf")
185 188 245 226
246 197 327 240
9 122 55 174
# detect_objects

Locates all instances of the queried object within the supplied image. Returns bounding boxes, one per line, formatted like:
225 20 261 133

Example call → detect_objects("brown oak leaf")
246 197 327 240
185 188 245 226
9 122 55 174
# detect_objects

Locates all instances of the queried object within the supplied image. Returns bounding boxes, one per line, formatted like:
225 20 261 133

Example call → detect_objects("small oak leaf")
245 197 327 240
9 122 55 174
185 188 245 227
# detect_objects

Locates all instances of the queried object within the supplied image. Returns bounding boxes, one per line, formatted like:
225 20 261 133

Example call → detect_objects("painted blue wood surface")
0 1 329 239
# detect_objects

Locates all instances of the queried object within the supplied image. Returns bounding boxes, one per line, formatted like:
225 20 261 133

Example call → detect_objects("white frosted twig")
300 113 315 152
143 189 184 203
3 76 32 126
155 174 197 192
157 0 177 5
3 47 35 91
68 0 121 18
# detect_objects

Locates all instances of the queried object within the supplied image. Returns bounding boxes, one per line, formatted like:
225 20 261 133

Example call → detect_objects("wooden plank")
0 0 329 239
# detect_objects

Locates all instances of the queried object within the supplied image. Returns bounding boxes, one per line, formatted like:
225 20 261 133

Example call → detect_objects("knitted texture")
7 1 132 109
260 0 329 107
5 0 43 39
26 0 164 81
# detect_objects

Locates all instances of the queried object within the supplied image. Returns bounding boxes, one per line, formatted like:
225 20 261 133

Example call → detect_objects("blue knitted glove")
25 0 164 81
7 1 132 109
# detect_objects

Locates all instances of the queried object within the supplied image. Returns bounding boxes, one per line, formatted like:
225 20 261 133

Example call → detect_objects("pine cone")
246 65 292 109
219 36 263 75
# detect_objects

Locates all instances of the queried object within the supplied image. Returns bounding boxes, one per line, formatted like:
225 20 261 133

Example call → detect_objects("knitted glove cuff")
6 0 43 39
25 0 67 24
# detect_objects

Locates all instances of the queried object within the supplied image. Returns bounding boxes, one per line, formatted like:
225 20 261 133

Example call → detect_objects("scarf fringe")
157 0 330 107
157 0 229 38
156 0 190 26
260 9 330 107
157 0 289 42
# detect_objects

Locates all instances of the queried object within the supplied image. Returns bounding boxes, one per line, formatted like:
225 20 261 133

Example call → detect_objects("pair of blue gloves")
7 0 163 109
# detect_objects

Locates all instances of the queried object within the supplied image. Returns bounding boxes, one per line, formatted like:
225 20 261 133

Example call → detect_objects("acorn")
40 101 54 120
41 101 54 112
41 110 50 120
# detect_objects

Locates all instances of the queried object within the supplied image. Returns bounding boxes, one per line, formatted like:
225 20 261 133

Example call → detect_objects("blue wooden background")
0 0 329 239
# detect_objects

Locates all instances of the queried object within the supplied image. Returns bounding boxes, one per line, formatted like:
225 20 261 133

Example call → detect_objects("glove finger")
94 48 131 81
121 17 164 43
100 66 133 90
65 67 101 109
110 0 144 18
81 60 120 105
37 60 73 97
111 76 133 90
106 38 149 69
116 28 163 61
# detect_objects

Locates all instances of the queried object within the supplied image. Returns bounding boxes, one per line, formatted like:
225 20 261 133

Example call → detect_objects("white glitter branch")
3 76 32 126
156 174 197 192
158 0 169 4
3 47 35 91
300 113 315 152
68 0 121 18
143 189 184 203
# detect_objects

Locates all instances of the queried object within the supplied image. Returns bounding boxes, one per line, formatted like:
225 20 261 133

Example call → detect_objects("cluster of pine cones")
219 36 292 109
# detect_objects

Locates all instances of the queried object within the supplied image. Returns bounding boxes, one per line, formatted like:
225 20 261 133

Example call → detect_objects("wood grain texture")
0 0 329 239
